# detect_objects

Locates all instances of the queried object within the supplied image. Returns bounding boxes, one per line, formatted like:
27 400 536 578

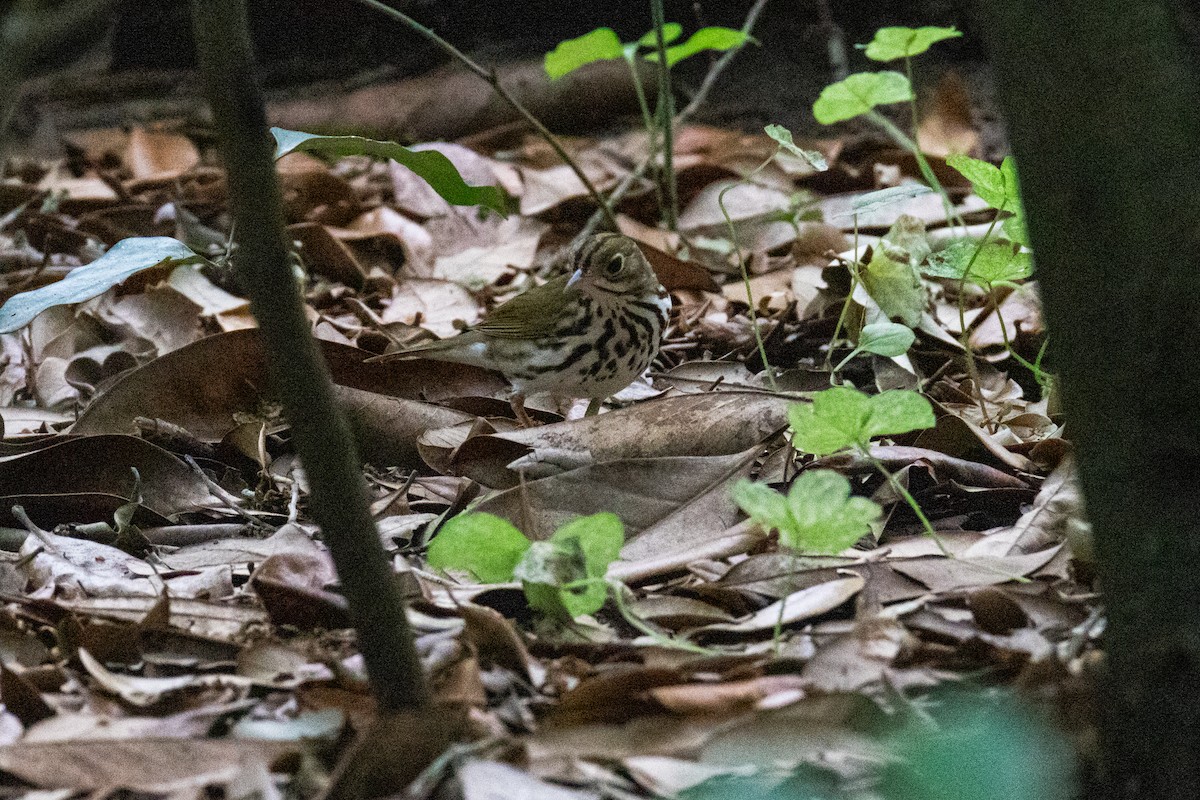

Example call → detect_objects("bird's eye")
605 255 625 276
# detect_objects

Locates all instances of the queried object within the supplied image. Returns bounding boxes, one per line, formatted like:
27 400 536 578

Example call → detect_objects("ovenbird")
380 233 670 424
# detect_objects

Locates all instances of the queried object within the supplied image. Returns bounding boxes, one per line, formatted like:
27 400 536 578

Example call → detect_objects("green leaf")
858 321 915 357
789 388 872 456
645 27 755 67
860 215 929 327
863 26 962 61
782 470 882 553
861 390 936 440
427 513 531 584
926 240 1034 285
553 513 624 577
764 124 828 171
514 540 583 620
271 128 507 215
544 27 624 78
732 479 794 534
813 71 913 124
946 154 1021 213
1003 212 1029 247
637 23 683 47
788 388 936 455
513 513 624 620
0 236 203 334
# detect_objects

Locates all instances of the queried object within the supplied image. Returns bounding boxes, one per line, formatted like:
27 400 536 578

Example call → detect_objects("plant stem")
904 57 922 141
191 0 428 712
956 215 1000 425
579 0 769 241
860 446 950 556
626 56 665 218
649 0 680 230
825 220 863 375
719 155 780 391
867 109 962 229
608 581 713 653
350 0 618 229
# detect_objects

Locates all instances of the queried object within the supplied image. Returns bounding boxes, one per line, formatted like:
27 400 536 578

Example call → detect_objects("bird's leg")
510 393 538 428
584 398 603 416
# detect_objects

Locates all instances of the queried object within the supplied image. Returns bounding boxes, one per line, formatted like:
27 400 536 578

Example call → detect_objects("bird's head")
566 233 661 298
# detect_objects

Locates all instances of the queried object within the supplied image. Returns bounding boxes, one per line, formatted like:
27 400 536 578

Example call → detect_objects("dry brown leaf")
124 128 200 184
694 576 865 636
473 450 758 543
381 278 480 337
449 391 789 488
0 738 301 791
916 71 980 158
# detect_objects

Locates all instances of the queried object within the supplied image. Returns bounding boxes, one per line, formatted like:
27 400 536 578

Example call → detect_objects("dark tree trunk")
980 3 1200 798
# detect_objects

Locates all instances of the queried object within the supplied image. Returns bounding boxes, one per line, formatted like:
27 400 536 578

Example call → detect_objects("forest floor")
0 47 1087 800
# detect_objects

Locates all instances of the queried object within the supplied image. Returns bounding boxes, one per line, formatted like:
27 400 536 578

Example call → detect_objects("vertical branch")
190 0 428 712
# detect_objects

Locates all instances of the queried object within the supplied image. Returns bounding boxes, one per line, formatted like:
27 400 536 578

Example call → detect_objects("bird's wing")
474 274 574 340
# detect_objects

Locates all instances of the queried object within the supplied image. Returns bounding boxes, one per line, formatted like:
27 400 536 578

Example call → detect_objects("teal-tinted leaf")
637 22 683 47
764 124 828 171
544 27 624 78
858 321 915 357
789 388 935 455
863 26 962 61
926 240 1033 285
427 513 530 583
782 470 882 553
839 184 934 219
813 71 913 124
881 691 1076 800
946 154 1020 213
271 128 507 215
0 236 203 334
788 388 873 456
732 479 793 533
862 390 936 440
646 27 755 67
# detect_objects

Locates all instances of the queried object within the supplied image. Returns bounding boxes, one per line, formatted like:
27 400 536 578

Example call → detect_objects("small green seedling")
545 22 754 228
719 124 828 390
936 154 1048 386
427 512 623 621
862 25 962 61
733 469 881 554
788 386 936 456
832 321 917 374
812 71 915 125
814 26 964 224
733 387 945 553
544 24 753 79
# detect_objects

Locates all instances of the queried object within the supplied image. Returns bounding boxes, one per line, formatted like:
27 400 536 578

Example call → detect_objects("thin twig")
676 0 771 120
580 0 770 241
349 0 618 228
650 0 679 230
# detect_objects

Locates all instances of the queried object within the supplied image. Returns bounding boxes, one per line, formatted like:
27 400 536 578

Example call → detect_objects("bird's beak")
566 268 583 288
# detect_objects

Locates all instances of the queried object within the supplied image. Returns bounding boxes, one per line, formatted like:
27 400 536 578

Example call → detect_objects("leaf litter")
0 96 1090 798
